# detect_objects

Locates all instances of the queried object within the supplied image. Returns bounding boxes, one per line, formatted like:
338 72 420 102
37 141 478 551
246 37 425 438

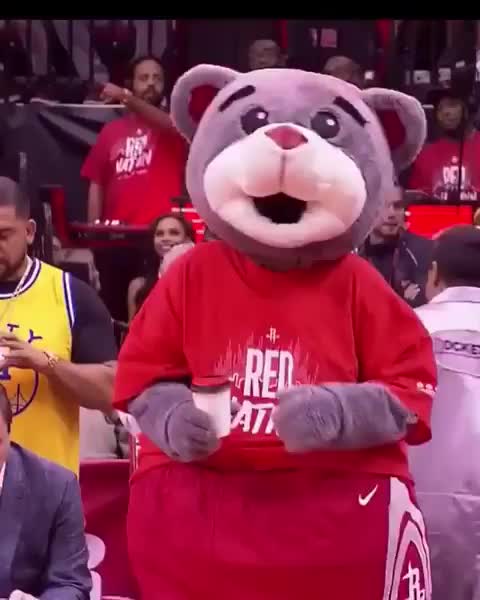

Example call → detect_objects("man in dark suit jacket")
359 186 433 308
0 388 91 600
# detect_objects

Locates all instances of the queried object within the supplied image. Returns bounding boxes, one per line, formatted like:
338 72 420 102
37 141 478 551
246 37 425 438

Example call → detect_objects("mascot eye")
311 112 340 139
241 107 270 134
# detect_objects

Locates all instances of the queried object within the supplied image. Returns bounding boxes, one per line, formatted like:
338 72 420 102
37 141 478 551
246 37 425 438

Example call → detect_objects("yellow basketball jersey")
1 258 77 473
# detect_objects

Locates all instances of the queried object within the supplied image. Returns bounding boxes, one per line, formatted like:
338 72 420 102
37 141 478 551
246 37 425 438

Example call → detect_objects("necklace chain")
0 256 33 328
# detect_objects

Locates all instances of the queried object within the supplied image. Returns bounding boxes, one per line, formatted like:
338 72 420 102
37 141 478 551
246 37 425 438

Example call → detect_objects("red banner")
80 459 137 600
406 205 474 238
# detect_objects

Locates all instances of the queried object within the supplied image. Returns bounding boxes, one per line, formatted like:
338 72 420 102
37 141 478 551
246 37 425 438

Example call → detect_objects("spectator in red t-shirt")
81 55 188 323
81 55 187 225
409 90 480 202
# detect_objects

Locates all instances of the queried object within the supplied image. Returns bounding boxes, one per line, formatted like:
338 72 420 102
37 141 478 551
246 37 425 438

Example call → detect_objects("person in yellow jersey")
0 177 117 474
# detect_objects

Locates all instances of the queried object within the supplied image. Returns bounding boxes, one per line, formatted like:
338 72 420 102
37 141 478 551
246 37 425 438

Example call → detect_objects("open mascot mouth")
252 193 307 224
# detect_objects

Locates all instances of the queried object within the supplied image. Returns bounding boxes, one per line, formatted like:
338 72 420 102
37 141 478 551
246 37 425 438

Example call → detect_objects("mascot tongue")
253 193 307 224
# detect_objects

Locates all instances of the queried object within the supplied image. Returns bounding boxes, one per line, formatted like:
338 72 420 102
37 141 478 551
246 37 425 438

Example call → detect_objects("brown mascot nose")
265 126 308 150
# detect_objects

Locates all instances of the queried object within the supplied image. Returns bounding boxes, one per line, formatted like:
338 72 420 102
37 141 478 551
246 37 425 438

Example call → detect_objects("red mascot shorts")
127 464 431 600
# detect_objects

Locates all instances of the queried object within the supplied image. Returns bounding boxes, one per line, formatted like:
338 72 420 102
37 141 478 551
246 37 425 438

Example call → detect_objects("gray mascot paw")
129 382 220 462
273 383 412 453
166 400 220 462
273 385 342 452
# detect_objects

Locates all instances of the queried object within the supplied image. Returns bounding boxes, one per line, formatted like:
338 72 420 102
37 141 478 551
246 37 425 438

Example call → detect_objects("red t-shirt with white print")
114 241 436 480
408 131 480 202
81 114 187 225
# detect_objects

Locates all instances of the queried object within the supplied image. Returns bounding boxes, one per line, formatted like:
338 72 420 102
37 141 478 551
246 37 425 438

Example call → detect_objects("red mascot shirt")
114 241 436 479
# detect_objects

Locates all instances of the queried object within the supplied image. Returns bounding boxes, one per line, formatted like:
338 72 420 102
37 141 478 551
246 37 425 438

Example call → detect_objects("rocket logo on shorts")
400 562 426 600
384 478 431 600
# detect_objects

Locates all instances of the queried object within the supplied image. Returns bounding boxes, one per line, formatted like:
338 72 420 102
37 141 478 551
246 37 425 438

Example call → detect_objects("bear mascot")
113 65 437 600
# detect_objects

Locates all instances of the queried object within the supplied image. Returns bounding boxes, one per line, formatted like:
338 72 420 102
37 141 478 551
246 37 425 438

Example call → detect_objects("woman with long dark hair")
127 213 195 320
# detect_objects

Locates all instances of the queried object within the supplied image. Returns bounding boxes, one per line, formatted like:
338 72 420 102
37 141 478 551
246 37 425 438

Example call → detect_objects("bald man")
323 55 365 88
248 39 285 71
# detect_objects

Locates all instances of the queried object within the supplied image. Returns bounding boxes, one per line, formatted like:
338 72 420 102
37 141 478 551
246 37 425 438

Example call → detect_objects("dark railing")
0 19 478 104
0 19 176 103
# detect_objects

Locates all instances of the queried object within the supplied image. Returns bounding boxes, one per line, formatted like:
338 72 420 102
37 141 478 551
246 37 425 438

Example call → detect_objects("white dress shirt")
415 286 480 334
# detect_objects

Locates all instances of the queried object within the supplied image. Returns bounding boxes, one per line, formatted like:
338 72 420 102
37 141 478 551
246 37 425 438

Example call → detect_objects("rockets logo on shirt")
114 130 154 177
433 159 478 202
215 327 319 436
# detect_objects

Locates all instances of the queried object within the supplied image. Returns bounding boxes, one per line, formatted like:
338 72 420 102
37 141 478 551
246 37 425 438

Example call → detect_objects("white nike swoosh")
358 484 379 507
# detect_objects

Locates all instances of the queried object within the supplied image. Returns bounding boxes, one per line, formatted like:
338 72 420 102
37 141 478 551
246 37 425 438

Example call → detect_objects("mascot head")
171 66 426 267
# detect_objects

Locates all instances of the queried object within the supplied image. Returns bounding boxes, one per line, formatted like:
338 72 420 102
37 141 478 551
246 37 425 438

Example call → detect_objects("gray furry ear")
170 64 239 141
361 88 427 172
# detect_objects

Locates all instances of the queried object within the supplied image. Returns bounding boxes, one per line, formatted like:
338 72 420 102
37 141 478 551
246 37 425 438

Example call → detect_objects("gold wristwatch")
121 88 133 105
43 351 59 372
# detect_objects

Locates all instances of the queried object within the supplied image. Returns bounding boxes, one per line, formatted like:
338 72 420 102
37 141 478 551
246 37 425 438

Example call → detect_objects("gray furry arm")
273 382 416 453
